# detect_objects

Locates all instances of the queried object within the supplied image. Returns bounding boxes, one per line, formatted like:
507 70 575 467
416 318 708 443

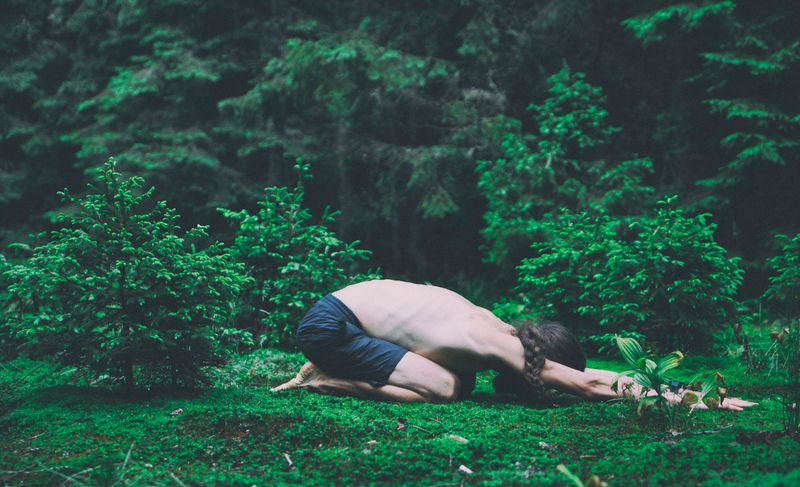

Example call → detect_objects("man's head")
521 321 586 372
493 320 586 400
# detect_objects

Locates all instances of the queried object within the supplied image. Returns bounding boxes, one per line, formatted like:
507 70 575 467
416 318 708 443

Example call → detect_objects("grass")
1 350 798 486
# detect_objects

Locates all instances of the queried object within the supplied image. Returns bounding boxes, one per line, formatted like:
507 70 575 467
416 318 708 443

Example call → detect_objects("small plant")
220 159 377 348
557 464 608 487
733 321 800 378
612 336 685 427
3 159 251 389
682 372 728 413
612 336 728 427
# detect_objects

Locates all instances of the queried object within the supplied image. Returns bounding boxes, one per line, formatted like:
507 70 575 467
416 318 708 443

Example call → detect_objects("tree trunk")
335 121 351 239
123 359 134 393
119 254 134 392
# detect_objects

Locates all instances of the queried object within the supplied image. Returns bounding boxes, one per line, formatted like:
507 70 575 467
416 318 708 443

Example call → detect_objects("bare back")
333 280 514 371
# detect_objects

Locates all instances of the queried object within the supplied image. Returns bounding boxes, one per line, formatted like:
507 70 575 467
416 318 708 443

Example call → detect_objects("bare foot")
271 362 323 392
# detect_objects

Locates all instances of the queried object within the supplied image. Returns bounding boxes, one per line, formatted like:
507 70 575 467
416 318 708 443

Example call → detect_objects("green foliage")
587 330 647 357
63 17 228 219
476 67 653 268
214 19 487 274
220 160 376 348
1 0 798 290
622 1 736 46
763 233 800 317
3 159 251 389
611 336 731 429
511 198 742 348
623 1 800 271
612 336 685 427
734 322 800 379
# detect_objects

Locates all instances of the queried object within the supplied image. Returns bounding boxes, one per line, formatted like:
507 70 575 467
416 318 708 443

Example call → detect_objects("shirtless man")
273 280 755 411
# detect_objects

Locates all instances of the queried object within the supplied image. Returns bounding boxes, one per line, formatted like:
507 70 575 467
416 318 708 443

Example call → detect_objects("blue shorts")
296 294 408 387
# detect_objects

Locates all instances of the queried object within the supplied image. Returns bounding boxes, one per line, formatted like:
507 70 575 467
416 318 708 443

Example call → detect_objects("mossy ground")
1 351 798 486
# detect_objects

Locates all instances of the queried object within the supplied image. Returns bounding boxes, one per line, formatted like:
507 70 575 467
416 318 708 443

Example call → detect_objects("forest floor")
1 350 798 486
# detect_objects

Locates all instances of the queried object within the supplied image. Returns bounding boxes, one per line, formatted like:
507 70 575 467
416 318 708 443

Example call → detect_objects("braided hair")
517 324 547 400
498 321 586 402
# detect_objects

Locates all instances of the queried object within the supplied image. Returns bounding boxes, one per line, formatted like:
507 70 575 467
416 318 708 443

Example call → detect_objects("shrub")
3 159 251 390
763 233 800 317
220 159 376 348
510 198 743 349
476 67 653 269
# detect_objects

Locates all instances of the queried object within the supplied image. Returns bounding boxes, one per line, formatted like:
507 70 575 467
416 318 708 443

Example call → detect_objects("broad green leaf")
655 351 684 375
616 336 645 368
632 372 655 390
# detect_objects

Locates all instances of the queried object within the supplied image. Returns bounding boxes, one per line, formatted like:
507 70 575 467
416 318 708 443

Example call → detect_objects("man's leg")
272 351 461 403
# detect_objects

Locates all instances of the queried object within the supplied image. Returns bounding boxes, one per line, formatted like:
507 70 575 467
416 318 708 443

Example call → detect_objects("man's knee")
388 352 462 402
424 369 460 403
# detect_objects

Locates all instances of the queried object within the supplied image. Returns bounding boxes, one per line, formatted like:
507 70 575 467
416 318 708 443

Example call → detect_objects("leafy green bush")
220 160 376 348
476 67 653 269
763 233 800 317
3 159 251 389
510 198 743 348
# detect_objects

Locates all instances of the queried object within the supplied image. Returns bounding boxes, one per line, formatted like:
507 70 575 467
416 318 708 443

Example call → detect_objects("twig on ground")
44 464 97 487
169 472 189 487
283 453 297 471
409 424 434 434
113 442 135 485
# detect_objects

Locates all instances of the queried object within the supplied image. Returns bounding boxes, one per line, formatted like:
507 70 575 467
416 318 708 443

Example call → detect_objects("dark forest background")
2 0 798 303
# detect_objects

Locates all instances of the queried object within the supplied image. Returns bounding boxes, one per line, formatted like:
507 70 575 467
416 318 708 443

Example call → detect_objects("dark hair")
495 320 586 401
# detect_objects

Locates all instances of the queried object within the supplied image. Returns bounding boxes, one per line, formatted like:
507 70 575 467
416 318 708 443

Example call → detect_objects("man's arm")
484 333 755 410
541 360 757 410
540 360 621 400
486 335 628 400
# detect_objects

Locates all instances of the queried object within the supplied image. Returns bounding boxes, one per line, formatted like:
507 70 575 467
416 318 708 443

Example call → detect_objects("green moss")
1 352 798 486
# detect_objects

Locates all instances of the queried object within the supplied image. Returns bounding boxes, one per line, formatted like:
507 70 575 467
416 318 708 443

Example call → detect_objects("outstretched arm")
484 333 755 410
488 335 635 401
541 361 756 411
540 360 620 401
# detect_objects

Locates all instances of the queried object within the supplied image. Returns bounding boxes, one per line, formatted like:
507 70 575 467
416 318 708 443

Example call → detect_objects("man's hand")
655 387 757 412
690 396 758 412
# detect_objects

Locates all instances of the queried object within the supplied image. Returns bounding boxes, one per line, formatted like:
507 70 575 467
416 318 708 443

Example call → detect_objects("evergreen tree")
623 0 800 271
508 199 743 349
220 160 376 348
476 67 654 268
763 233 800 317
4 160 251 389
